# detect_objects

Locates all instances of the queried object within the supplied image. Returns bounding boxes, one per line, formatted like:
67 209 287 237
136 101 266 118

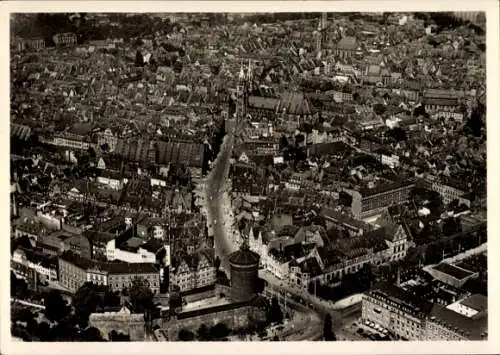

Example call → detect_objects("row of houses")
12 211 218 295
12 32 77 52
58 251 161 293
247 215 410 289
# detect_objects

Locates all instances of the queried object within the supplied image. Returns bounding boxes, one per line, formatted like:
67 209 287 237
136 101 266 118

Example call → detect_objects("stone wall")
89 313 145 341
183 284 231 303
164 303 266 340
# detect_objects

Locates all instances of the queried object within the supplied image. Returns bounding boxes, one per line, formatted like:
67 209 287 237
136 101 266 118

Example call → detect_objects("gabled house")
13 216 49 246
169 249 216 292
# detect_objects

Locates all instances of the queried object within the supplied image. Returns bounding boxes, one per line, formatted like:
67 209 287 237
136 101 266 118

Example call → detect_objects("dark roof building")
276 92 313 116
114 139 204 168
427 262 478 288
363 283 488 340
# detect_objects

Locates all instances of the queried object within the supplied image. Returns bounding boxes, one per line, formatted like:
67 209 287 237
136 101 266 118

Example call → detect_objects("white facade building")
106 239 157 264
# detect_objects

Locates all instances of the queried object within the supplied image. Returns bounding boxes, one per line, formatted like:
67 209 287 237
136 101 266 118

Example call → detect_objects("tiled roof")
248 96 280 111
358 179 415 198
430 303 487 340
337 36 357 50
83 229 117 244
98 169 123 181
60 251 159 275
115 139 204 168
298 257 322 277
320 207 369 231
368 282 434 316
367 64 381 76
317 247 343 267
459 294 487 313
15 247 58 268
423 98 459 106
276 92 312 116
229 245 260 266
432 263 474 280
177 297 254 320
11 124 32 141
107 262 158 275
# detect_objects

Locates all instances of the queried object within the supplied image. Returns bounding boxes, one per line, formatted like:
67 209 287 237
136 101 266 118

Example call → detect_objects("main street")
202 118 238 273
200 116 341 340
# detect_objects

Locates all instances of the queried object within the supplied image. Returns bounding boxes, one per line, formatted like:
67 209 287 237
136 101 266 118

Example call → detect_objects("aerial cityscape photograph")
8 11 488 343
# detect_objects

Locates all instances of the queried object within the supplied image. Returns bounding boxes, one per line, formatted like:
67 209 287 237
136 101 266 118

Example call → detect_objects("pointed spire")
239 64 245 80
240 220 250 250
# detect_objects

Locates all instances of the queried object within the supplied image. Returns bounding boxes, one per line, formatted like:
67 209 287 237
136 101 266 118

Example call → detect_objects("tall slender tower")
236 61 252 120
316 13 328 57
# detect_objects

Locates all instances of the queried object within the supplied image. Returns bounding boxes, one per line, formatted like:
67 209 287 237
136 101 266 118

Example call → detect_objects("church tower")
236 60 253 120
316 13 328 58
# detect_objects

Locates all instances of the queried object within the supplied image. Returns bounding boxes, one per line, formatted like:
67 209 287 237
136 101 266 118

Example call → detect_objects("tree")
197 324 211 341
103 289 121 308
160 267 169 293
279 135 289 150
11 235 34 253
87 146 96 159
51 318 78 341
11 307 35 323
26 318 39 338
442 217 461 237
386 127 407 142
267 297 284 324
44 290 69 323
210 323 230 339
178 328 195 341
135 50 144 67
413 105 428 118
426 191 444 215
323 314 336 341
373 103 386 116
80 327 105 341
129 277 154 314
100 143 109 152
448 199 460 211
109 330 131 341
11 272 29 299
72 282 103 328
466 102 485 137
38 321 53 341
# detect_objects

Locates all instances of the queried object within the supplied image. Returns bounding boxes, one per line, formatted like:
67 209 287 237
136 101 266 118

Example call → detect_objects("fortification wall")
183 284 232 303
89 314 145 341
164 304 265 340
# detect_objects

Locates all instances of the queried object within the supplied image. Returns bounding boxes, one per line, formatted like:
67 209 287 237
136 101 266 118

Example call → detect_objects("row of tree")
11 276 156 341
178 322 232 341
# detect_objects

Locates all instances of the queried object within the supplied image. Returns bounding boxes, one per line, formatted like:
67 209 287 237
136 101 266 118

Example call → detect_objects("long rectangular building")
362 283 488 340
344 180 415 219
58 251 160 294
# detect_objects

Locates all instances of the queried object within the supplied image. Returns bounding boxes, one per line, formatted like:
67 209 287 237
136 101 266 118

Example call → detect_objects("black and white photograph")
3 1 499 353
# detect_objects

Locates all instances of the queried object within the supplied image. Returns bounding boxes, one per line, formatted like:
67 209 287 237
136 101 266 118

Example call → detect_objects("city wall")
164 303 266 340
89 313 145 341
182 284 231 303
